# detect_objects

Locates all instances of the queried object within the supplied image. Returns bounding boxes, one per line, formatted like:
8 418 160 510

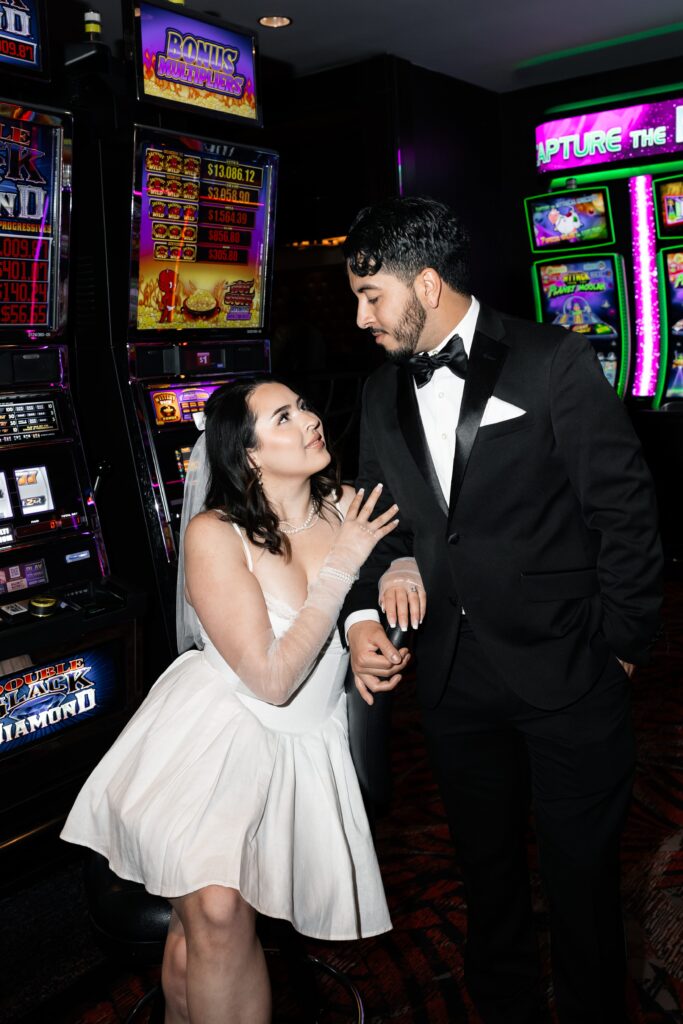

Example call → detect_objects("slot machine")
526 92 683 561
128 125 277 604
64 0 278 664
530 92 683 405
0 94 143 873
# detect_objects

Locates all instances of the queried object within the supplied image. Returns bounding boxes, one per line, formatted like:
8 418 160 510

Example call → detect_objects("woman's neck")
264 479 313 525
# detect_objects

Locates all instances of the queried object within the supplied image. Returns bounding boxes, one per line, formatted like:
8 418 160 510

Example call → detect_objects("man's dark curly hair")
343 196 471 295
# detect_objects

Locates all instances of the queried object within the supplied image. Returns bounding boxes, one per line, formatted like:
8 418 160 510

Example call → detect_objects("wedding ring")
410 585 418 592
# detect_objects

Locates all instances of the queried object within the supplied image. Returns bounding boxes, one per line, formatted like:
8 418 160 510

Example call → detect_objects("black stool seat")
84 853 171 963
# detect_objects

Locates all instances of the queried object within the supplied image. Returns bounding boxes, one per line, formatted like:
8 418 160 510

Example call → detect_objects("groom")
341 197 662 1023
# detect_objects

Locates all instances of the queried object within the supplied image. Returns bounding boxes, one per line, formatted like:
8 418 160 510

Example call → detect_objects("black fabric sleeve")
339 381 415 632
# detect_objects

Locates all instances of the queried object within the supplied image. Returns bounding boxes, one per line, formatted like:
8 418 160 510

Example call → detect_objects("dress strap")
231 522 254 572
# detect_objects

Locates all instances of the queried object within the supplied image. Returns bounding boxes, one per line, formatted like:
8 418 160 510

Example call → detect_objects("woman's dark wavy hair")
203 376 342 559
343 195 471 295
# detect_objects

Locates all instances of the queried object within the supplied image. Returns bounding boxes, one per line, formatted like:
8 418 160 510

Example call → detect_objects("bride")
62 376 422 1024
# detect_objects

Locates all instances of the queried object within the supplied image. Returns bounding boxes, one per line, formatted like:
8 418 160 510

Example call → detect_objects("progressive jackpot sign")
0 108 62 331
132 127 276 334
0 0 43 72
137 1 257 121
536 98 683 173
0 643 121 754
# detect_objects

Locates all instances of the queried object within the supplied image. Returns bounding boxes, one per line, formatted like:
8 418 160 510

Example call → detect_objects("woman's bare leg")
162 909 189 1024
170 885 271 1024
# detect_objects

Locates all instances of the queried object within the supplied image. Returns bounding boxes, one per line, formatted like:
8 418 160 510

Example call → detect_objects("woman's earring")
255 466 263 488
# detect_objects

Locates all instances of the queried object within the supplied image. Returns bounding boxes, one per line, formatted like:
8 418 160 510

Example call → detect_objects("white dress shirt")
345 297 480 637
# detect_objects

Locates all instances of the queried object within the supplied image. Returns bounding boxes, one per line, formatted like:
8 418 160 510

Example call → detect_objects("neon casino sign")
536 97 683 172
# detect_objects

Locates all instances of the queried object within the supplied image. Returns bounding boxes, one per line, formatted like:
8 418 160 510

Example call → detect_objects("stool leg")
124 985 164 1024
306 957 365 1024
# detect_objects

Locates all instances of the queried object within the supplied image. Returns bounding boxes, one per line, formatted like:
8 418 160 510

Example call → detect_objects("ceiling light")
258 16 292 28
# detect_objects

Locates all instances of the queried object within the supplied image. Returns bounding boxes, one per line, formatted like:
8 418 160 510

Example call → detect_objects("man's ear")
416 268 442 310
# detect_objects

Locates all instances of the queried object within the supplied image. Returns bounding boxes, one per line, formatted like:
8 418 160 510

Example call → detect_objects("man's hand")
618 658 635 678
348 620 411 706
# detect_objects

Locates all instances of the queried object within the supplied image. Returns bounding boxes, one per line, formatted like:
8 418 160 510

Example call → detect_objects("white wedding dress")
61 526 391 941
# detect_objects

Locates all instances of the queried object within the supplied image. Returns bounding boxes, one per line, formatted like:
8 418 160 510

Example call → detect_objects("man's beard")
384 290 427 364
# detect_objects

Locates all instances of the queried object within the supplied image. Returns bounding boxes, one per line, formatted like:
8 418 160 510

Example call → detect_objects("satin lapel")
396 368 449 518
448 331 509 518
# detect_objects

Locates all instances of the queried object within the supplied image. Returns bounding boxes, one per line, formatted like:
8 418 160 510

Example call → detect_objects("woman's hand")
328 484 399 575
379 557 426 631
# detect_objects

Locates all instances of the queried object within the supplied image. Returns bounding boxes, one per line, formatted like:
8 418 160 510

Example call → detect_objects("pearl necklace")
279 501 318 535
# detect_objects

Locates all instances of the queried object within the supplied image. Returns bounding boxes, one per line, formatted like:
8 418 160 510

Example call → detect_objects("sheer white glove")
378 557 426 630
234 485 399 705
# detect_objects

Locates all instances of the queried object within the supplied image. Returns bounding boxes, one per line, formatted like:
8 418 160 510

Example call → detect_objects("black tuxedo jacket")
342 304 662 710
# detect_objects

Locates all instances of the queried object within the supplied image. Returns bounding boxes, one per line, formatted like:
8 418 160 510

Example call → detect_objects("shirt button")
441 433 447 440
438 392 444 398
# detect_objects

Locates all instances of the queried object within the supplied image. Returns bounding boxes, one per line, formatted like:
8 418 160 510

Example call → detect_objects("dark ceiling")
83 0 683 93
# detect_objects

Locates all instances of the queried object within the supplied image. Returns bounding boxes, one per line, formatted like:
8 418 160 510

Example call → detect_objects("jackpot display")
133 0 258 123
525 188 614 253
532 255 630 391
0 0 45 74
131 126 277 335
0 102 70 335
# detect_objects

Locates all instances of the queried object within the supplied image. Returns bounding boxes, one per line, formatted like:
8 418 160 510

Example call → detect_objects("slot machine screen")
533 256 626 341
0 103 70 336
525 188 614 253
661 249 683 399
0 0 46 76
532 255 629 391
133 0 259 124
131 126 277 337
653 176 683 239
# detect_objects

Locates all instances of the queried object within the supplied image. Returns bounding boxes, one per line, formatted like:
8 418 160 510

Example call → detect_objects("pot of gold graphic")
182 289 220 320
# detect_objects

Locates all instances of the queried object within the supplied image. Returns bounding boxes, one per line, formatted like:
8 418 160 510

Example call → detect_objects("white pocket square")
480 396 526 427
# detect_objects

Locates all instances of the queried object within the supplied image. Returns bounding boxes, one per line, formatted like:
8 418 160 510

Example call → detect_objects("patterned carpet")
3 584 682 1024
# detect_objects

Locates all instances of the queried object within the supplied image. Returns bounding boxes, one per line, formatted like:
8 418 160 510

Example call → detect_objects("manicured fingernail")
392 654 401 663
388 617 396 628
400 619 408 631
375 482 383 489
358 487 364 494
411 618 418 629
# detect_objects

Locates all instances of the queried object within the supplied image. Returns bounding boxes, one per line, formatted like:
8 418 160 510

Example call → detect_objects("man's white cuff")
344 609 380 643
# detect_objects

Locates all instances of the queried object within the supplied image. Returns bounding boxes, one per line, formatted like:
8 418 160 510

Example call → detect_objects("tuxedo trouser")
421 619 635 1024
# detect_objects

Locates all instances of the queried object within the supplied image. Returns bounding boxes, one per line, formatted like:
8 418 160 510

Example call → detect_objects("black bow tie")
406 333 468 388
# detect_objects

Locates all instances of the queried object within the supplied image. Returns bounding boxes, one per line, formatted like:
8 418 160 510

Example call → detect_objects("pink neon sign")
536 98 683 173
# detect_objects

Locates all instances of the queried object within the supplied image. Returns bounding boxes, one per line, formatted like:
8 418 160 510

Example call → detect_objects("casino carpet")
2 582 682 1024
